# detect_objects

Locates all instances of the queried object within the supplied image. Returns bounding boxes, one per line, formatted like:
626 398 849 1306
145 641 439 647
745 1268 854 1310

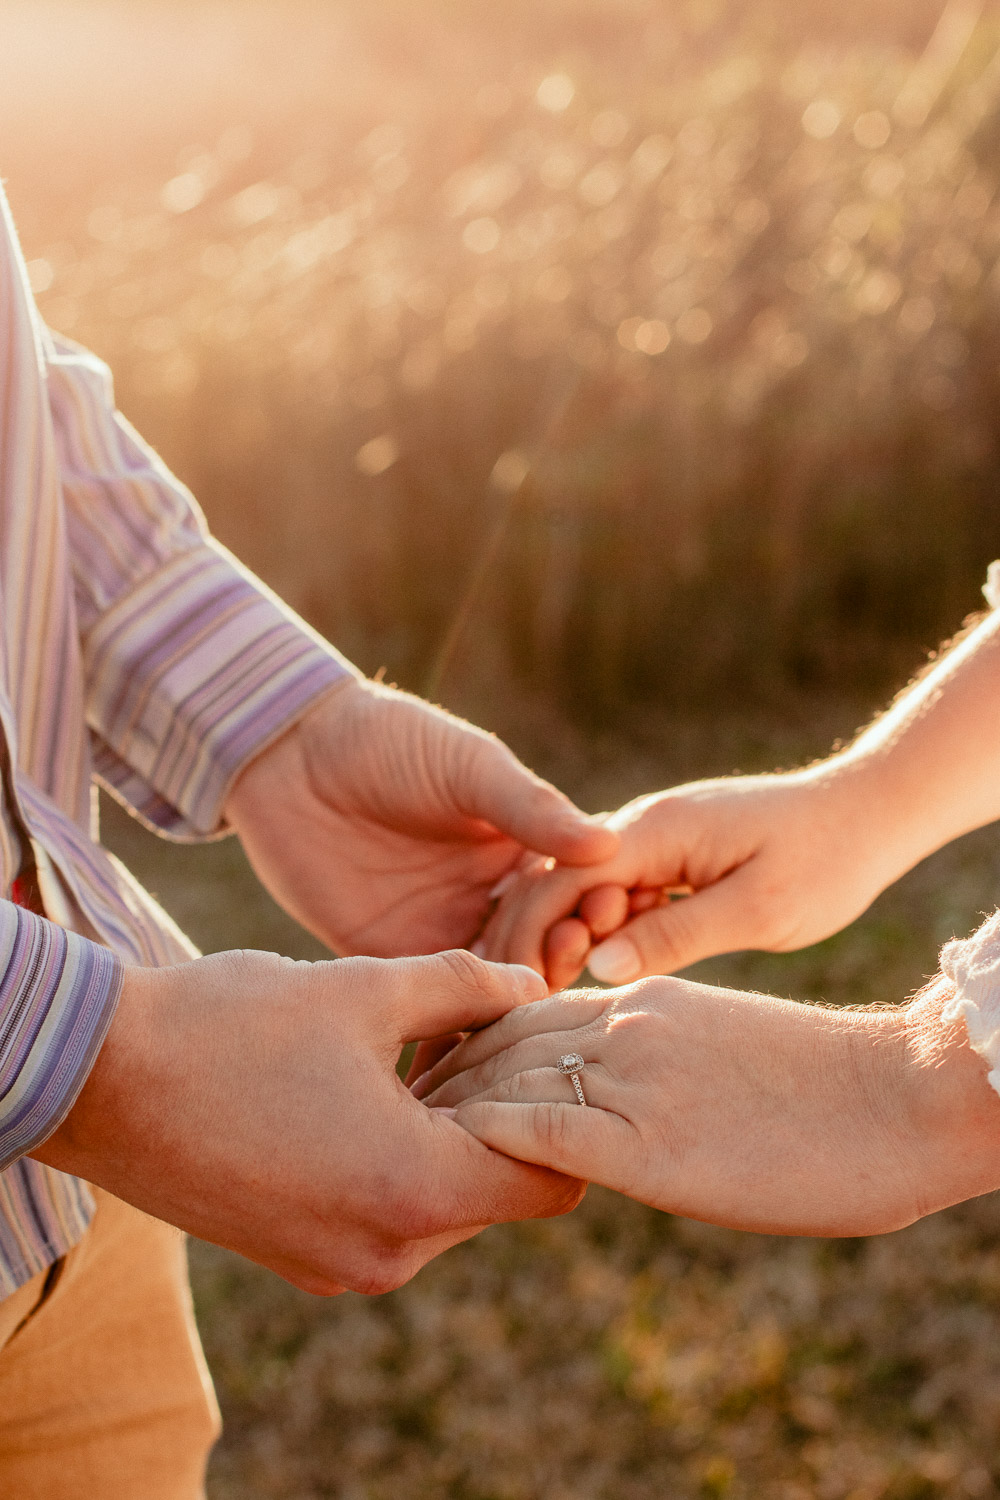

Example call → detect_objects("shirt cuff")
982 561 1000 610
83 541 362 837
940 910 1000 1098
0 902 123 1171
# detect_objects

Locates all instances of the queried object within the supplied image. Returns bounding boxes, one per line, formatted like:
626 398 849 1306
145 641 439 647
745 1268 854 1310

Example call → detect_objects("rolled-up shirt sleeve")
44 332 361 838
0 900 122 1170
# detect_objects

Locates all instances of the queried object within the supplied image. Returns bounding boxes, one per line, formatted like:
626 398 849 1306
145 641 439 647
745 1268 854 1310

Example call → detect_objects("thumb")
459 740 619 866
394 950 547 1042
587 876 757 982
451 1099 631 1184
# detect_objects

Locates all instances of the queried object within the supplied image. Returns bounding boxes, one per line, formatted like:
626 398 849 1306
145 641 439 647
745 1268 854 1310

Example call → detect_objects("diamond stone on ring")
556 1052 587 1106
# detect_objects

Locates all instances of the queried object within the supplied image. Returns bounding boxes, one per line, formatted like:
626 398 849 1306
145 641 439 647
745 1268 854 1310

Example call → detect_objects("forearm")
47 330 360 840
901 968 1000 1220
813 608 1000 870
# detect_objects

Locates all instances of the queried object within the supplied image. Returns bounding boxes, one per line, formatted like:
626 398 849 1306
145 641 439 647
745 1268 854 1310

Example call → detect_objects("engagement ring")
556 1052 587 1106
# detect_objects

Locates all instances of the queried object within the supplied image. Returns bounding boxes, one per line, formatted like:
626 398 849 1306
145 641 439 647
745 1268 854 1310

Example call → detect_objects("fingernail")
410 1070 431 1099
431 1107 458 1119
488 871 518 900
469 939 486 958
587 935 641 985
510 963 546 999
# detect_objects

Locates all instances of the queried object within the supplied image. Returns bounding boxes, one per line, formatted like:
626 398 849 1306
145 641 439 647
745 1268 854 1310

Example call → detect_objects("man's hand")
224 679 617 958
33 949 583 1295
416 973 1000 1238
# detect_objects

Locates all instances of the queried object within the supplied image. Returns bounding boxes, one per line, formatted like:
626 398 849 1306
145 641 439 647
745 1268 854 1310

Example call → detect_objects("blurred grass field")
12 0 1000 1494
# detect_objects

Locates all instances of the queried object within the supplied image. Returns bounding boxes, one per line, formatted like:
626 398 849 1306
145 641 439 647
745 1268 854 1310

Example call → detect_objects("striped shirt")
0 184 357 1297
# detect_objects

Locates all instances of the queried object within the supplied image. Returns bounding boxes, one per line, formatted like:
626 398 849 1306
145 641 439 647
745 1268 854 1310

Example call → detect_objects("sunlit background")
10 2 1000 1495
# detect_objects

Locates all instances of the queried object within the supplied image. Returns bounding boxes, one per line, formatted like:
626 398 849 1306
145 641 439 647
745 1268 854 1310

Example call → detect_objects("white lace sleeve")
940 911 1000 1096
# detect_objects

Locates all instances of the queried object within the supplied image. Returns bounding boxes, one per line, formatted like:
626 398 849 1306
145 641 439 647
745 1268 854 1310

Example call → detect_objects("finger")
460 740 619 866
542 917 591 991
405 1034 462 1088
629 887 663 915
489 851 546 901
416 1104 586 1227
501 868 628 974
578 884 630 938
587 872 761 983
391 950 547 1040
452 1087 634 1184
474 894 543 970
474 859 572 973
423 1038 612 1109
411 988 609 1097
477 854 618 975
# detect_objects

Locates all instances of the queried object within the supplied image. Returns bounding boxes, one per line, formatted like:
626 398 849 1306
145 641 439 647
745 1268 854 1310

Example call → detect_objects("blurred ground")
13 0 1000 1494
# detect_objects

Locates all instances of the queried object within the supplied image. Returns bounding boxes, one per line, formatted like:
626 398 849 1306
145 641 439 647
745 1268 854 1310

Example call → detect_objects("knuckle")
617 974 676 1012
547 1176 587 1216
287 1268 344 1298
437 947 495 994
370 1173 442 1242
336 954 388 987
348 1242 413 1297
532 1101 573 1160
219 946 281 984
493 1070 526 1104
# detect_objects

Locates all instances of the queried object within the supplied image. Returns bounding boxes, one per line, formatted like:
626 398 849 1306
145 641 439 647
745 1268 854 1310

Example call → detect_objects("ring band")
556 1052 587 1106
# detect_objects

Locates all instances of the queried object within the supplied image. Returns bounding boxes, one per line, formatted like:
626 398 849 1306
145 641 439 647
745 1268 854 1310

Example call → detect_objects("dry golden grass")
9 0 1000 714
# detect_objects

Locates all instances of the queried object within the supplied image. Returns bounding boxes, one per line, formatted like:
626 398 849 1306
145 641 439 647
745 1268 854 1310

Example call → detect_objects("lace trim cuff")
940 910 1000 1097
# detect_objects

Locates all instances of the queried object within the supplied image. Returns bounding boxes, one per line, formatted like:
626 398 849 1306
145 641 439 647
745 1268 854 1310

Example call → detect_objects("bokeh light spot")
462 218 501 254
579 162 623 208
26 258 53 294
630 134 673 182
536 74 575 113
898 295 936 335
856 269 902 316
490 450 530 493
854 111 891 150
802 100 841 139
229 182 284 227
676 307 713 344
161 173 207 215
634 319 670 355
355 434 399 476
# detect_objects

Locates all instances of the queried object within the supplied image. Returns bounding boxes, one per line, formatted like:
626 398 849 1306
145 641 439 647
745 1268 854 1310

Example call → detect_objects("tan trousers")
0 1187 221 1499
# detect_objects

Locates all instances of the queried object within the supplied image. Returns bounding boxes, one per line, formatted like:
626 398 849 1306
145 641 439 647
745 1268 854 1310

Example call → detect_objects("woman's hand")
482 610 1000 991
479 766 915 991
416 974 1000 1237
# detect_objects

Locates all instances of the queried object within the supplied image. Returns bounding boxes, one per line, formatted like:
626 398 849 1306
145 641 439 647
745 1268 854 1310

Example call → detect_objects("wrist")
33 963 159 1179
792 749 928 893
899 977 1000 1216
224 675 365 827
